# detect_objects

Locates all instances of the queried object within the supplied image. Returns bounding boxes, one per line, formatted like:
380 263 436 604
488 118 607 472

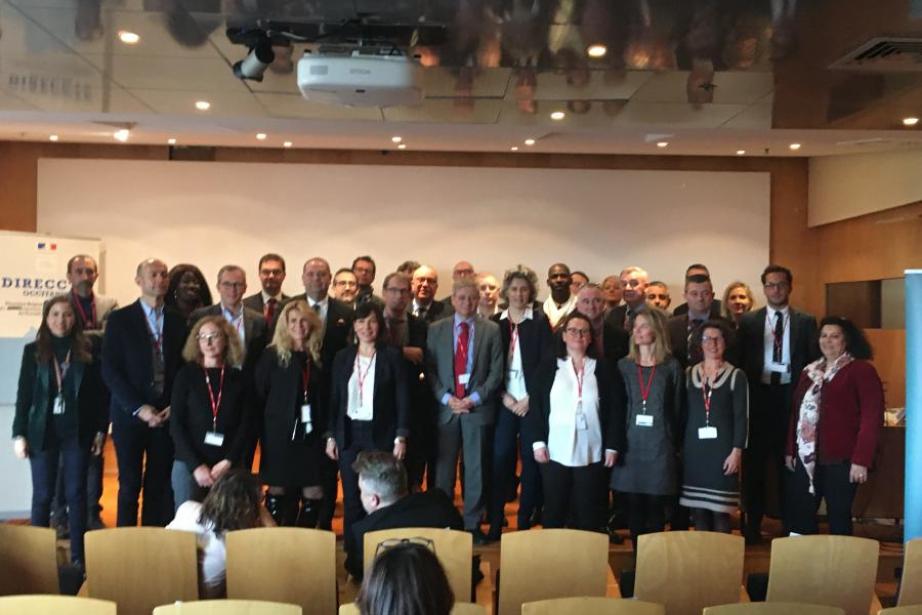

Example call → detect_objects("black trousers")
112 419 174 527
626 492 667 549
540 460 606 531
743 382 791 535
785 460 857 535
53 441 105 523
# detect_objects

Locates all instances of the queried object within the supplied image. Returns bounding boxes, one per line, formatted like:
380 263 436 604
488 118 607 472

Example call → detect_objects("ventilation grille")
830 37 922 71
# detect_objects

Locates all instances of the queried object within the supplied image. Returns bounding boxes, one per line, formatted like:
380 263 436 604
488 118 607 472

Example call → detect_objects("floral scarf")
795 352 854 494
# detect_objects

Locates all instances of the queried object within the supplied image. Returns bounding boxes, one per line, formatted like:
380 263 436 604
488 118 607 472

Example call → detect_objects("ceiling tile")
80 54 247 92
496 98 627 127
419 67 511 98
531 69 652 101
383 98 502 123
130 88 263 115
722 100 773 130
255 92 382 120
612 101 750 128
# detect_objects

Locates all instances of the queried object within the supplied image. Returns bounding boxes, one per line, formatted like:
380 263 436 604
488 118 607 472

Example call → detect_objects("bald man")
410 265 448 324
439 261 476 317
103 258 188 526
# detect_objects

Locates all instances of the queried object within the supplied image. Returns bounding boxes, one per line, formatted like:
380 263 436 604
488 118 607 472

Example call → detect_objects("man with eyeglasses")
410 265 447 324
332 268 359 307
352 255 384 307
605 266 650 332
243 253 289 333
439 260 477 317
738 264 818 544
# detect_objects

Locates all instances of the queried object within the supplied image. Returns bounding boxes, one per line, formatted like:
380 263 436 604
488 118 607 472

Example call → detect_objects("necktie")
625 308 634 332
417 306 428 321
312 303 321 314
771 311 784 385
688 319 704 362
264 298 277 327
454 321 470 398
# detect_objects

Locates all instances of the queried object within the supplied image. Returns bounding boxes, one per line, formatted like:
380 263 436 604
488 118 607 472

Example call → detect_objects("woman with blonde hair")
610 307 685 550
254 299 327 526
721 281 755 328
170 315 248 508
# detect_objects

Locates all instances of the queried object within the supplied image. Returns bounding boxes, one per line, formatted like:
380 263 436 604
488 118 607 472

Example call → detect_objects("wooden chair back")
634 531 745 615
0 525 59 595
225 528 336 615
84 528 198 615
497 529 609 615
153 599 302 615
364 528 472 601
704 603 845 615
898 538 922 606
339 603 484 615
765 535 879 615
880 607 922 615
523 597 665 615
0 595 115 615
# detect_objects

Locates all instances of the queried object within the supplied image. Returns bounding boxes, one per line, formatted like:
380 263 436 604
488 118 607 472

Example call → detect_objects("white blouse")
545 357 603 467
347 353 376 421
167 501 226 598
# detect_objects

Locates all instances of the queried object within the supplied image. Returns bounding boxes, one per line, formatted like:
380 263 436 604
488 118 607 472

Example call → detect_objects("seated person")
167 469 275 597
345 451 462 581
357 541 454 615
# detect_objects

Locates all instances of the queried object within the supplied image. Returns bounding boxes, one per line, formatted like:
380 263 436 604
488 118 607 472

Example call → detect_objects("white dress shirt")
499 306 533 400
307 295 329 323
347 353 376 421
762 305 792 384
536 357 604 467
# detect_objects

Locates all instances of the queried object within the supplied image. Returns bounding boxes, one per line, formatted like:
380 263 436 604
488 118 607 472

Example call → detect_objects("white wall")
37 159 770 307
809 149 922 227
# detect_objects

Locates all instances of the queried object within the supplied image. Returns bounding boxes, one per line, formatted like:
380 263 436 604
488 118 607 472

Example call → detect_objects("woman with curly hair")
254 299 328 527
168 469 274 597
166 263 212 323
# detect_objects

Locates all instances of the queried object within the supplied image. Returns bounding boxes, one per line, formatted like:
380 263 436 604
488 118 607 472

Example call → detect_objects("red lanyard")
508 320 519 364
53 350 72 394
203 367 225 430
572 357 585 401
637 363 656 411
355 352 376 406
702 380 712 425
71 290 97 329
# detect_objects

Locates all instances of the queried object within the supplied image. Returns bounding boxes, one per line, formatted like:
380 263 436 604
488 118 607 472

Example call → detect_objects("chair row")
3 596 922 615
2 524 921 615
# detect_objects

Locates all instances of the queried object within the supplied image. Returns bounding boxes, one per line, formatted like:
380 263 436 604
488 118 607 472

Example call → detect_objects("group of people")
13 251 885 575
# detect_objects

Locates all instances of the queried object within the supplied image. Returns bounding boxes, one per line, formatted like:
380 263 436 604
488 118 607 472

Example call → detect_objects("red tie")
264 298 277 327
454 321 470 398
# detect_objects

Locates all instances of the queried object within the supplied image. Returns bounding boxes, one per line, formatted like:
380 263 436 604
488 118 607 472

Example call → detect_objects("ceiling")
2 0 922 156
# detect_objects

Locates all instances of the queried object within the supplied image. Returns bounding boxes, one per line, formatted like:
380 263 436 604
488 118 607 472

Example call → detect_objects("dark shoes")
470 529 494 546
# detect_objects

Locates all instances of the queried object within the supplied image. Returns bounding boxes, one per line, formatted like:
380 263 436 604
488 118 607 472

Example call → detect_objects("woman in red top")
784 316 884 535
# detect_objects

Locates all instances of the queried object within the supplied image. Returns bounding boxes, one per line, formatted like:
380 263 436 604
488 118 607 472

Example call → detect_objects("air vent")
830 37 922 71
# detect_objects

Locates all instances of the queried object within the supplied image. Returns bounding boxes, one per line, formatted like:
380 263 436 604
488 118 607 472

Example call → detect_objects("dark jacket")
289 295 355 374
492 309 554 398
667 314 739 370
524 356 626 454
13 341 107 450
253 348 327 449
786 360 884 467
327 344 411 451
738 306 818 391
345 490 464 580
102 300 187 424
188 304 269 375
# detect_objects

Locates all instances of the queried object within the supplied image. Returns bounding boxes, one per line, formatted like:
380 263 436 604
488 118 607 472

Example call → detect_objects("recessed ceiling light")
903 116 919 126
117 30 140 45
587 44 607 58
283 141 293 148
391 136 403 143
524 138 536 146
113 129 130 142
48 134 59 142
789 142 801 151
256 133 267 140
397 143 407 150
656 141 669 148
550 111 566 121
167 138 176 145
510 146 519 152
736 149 746 155
194 100 211 111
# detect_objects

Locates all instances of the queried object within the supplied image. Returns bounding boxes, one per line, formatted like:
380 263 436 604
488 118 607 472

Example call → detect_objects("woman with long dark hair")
357 542 454 615
166 263 212 323
12 295 106 566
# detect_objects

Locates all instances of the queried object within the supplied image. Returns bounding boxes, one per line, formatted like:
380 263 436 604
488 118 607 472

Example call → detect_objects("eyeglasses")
219 281 245 289
197 333 222 342
701 335 724 344
374 537 436 557
564 327 591 338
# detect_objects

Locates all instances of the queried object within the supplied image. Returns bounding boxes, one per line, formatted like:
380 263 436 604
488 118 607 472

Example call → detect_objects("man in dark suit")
437 261 476 317
738 264 818 543
290 256 355 529
344 451 463 580
574 284 630 363
666 274 736 369
102 258 187 526
242 253 289 333
352 255 384 307
427 279 503 543
409 265 448 324
605 266 650 333
673 264 723 318
52 255 118 532
380 271 433 491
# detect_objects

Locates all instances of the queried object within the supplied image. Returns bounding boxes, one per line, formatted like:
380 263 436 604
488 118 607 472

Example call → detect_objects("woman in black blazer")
326 302 410 536
13 295 106 566
524 311 625 531
254 299 327 527
486 265 554 540
170 316 249 509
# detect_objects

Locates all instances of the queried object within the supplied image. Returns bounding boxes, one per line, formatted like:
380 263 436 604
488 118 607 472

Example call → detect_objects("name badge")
576 413 588 430
635 414 654 427
698 426 718 440
301 404 313 433
768 362 790 374
458 373 471 385
53 395 66 415
204 432 225 446
507 369 520 380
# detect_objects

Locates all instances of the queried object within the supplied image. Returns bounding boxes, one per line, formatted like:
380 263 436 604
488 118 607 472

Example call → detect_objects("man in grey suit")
52 254 118 532
426 279 503 543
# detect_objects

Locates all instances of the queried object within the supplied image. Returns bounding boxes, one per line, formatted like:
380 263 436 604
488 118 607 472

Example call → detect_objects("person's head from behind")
199 469 262 535
357 542 454 615
354 451 408 515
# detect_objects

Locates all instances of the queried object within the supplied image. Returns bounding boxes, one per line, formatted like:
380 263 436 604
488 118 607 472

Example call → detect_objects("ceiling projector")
297 49 422 108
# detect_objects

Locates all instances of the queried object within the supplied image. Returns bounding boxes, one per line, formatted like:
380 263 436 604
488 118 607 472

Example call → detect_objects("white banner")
0 230 100 403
